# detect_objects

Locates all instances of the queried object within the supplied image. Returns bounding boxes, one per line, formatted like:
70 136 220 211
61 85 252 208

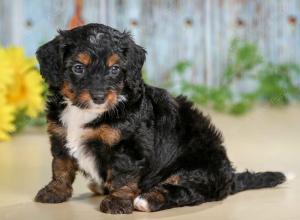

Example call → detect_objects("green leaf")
173 61 192 75
13 109 31 133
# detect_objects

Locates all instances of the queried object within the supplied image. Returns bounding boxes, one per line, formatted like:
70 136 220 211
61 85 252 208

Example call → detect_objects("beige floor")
0 106 299 220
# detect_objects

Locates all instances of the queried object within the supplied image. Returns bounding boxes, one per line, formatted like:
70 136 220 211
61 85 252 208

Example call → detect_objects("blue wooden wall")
0 0 299 85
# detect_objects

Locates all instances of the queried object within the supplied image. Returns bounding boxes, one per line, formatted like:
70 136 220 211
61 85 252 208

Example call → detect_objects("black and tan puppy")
34 23 286 214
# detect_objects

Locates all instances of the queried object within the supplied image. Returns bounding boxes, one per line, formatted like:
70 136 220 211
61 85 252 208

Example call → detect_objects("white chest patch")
60 101 106 183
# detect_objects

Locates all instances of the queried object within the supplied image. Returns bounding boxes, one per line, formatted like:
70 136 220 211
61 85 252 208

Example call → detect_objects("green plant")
221 39 263 86
256 63 300 105
165 40 300 115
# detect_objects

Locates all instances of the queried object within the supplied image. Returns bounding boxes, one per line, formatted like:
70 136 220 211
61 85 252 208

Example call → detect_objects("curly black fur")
34 23 286 214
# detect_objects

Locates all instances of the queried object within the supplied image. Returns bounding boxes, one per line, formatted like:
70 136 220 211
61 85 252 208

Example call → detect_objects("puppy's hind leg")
134 173 206 212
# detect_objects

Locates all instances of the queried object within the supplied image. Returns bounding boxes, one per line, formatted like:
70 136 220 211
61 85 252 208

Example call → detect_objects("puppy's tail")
230 171 286 194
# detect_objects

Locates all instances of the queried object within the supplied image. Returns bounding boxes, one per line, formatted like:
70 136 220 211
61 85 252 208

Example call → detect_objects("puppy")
35 23 286 214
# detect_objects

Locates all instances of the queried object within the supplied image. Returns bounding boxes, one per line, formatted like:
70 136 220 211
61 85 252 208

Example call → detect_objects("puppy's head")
36 23 146 112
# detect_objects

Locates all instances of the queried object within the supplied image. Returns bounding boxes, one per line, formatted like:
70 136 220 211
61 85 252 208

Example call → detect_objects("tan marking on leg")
84 124 121 146
106 53 119 67
35 157 78 203
52 157 78 185
98 125 121 145
163 175 181 185
144 190 165 203
111 183 140 200
47 121 66 137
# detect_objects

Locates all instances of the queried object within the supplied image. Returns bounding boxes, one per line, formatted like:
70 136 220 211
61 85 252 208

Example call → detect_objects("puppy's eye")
72 64 85 75
110 65 120 75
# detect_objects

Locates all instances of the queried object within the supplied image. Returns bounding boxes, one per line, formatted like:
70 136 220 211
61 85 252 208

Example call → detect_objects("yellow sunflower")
3 47 44 118
0 91 16 141
0 46 45 141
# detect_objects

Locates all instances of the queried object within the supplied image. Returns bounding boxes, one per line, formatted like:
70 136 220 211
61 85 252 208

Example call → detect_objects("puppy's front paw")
35 183 72 203
100 196 133 214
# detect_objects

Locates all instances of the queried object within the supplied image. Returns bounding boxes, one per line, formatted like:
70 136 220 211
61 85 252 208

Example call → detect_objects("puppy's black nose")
92 96 105 104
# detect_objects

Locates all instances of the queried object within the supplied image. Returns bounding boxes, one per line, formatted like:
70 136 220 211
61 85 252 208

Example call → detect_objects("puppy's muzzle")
91 92 106 104
92 96 105 104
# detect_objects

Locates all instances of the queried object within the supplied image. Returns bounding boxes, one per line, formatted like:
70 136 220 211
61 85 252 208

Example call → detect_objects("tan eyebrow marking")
77 52 91 65
106 53 119 67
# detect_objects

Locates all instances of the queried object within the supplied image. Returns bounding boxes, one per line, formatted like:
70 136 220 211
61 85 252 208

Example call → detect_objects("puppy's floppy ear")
126 43 146 74
36 36 64 87
122 37 147 102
